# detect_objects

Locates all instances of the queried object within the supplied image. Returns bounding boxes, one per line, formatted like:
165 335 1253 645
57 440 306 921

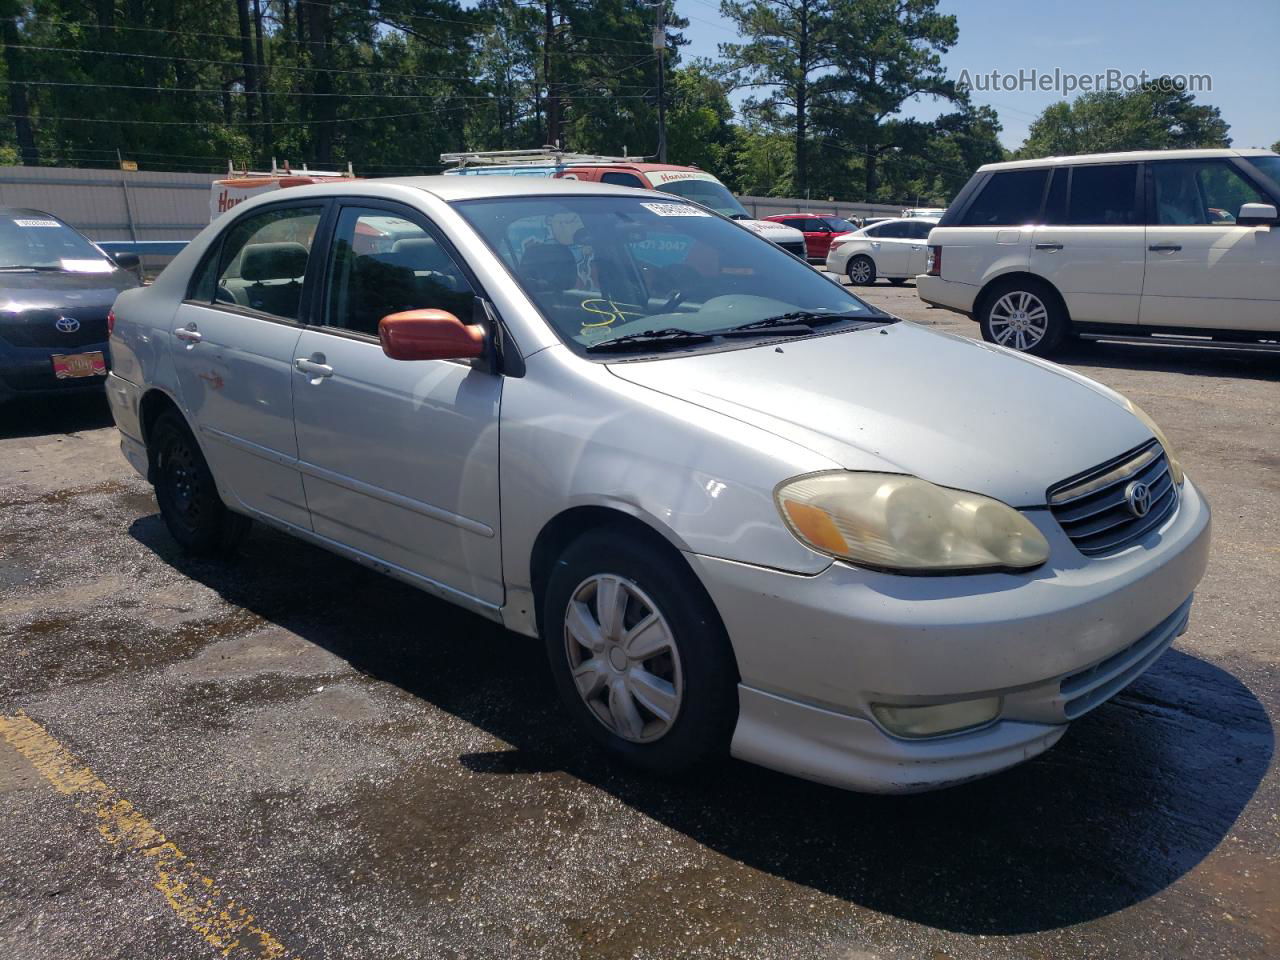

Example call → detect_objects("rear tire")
977 278 1069 357
847 255 876 286
542 527 738 776
151 410 250 555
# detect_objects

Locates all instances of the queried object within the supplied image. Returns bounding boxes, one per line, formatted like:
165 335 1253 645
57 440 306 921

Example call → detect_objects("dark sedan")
0 208 139 404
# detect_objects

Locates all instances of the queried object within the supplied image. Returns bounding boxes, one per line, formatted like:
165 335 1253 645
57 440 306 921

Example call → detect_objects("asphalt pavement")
1 281 1276 959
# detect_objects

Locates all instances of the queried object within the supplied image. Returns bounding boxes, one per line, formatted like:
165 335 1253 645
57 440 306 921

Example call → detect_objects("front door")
290 202 504 606
1140 158 1280 331
170 202 326 529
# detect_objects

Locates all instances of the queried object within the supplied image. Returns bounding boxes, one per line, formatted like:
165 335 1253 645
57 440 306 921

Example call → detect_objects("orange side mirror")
378 309 486 362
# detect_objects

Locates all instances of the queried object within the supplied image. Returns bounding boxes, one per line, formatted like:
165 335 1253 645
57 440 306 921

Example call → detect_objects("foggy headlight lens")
872 697 1001 738
1123 399 1184 485
776 472 1050 572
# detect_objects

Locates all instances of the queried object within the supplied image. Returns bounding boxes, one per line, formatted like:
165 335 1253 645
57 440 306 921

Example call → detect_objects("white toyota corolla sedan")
105 176 1210 793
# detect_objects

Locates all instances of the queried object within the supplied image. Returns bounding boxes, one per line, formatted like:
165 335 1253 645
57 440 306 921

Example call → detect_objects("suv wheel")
978 279 1068 356
542 528 738 775
151 410 250 555
847 255 876 286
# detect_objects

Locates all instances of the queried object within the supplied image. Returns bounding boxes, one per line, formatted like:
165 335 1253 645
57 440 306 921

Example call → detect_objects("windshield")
0 213 113 271
650 178 752 219
1243 156 1280 191
456 195 883 356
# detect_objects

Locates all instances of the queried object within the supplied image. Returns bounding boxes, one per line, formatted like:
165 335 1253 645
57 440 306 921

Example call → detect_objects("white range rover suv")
916 149 1280 355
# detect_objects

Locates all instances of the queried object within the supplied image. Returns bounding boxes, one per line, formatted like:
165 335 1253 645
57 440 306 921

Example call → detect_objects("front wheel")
978 280 1069 356
847 254 876 286
151 410 250 555
542 528 738 775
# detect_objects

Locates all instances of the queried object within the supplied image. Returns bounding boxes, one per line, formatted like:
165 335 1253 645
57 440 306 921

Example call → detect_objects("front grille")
778 240 807 258
1059 596 1191 719
1048 439 1179 556
0 308 108 348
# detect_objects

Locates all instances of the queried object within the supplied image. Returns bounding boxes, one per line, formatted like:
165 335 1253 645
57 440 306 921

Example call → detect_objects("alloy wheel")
848 258 873 284
563 574 683 743
988 291 1049 351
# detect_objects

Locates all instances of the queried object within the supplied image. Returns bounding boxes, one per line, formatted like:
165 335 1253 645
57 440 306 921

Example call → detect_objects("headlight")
1122 399 1184 485
775 472 1050 573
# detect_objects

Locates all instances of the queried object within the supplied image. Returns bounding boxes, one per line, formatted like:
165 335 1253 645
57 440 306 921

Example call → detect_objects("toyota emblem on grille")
55 315 80 333
1125 480 1152 518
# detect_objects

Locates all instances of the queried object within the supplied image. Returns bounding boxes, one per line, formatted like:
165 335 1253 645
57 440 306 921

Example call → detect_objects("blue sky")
676 0 1279 151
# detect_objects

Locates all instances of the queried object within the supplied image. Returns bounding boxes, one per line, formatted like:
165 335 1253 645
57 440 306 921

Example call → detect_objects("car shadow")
0 393 113 439
1060 338 1280 382
129 515 1273 936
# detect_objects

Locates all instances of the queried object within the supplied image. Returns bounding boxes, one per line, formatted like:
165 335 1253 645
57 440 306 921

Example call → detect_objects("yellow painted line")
0 711 301 960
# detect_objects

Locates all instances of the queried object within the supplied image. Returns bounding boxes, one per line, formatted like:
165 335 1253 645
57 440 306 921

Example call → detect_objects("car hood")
605 322 1152 506
740 219 805 242
0 268 136 307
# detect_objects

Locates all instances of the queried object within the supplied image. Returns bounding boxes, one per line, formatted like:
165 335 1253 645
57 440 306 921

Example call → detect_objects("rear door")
1031 162 1146 325
1140 158 1280 331
289 200 504 606
865 221 913 275
171 201 327 529
903 220 933 275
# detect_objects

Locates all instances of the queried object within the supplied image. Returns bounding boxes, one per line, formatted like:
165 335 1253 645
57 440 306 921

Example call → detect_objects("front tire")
542 528 738 775
847 254 876 286
151 410 250 555
978 278 1069 356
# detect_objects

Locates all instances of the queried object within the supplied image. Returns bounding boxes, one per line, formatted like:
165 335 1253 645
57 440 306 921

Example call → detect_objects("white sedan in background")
827 217 939 286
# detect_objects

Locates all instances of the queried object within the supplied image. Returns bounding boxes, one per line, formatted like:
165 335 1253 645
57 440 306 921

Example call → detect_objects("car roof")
765 213 827 219
246 174 666 204
979 147 1277 172
0 206 65 219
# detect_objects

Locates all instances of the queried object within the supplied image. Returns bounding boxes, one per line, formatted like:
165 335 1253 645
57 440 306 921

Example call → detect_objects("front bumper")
0 340 110 402
689 477 1211 792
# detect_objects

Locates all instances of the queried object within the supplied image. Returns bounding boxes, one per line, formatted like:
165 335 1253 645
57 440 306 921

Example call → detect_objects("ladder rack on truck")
441 147 649 174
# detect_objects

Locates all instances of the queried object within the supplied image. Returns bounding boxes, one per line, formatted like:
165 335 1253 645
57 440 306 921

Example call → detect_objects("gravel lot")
1 281 1277 960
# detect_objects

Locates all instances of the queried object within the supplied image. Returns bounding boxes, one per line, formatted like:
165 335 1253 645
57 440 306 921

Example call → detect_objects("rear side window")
600 171 646 188
906 221 933 239
876 222 910 238
1066 164 1139 225
960 170 1048 226
213 205 323 320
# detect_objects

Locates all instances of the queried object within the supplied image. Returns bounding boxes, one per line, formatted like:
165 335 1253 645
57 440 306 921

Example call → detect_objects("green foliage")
1017 80 1231 158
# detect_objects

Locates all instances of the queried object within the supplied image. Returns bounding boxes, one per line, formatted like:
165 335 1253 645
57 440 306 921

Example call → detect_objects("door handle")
1034 242 1063 251
174 324 202 343
294 356 334 379
1149 243 1182 252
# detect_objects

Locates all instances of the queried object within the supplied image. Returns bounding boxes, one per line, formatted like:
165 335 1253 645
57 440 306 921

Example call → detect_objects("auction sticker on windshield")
641 202 710 217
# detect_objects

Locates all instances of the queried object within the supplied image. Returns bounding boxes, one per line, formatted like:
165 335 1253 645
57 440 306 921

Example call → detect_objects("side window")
600 171 646 188
907 221 933 239
960 170 1049 226
214 205 323 319
876 222 910 238
862 224 884 237
1153 160 1265 225
323 206 478 337
1042 167 1068 224
1067 164 1139 225
187 244 221 302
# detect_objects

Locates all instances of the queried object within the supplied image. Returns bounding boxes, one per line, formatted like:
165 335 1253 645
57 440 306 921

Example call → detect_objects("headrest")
519 242 577 293
241 242 308 282
390 236 439 256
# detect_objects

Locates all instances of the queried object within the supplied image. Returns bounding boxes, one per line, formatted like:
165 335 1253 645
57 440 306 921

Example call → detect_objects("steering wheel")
659 289 686 313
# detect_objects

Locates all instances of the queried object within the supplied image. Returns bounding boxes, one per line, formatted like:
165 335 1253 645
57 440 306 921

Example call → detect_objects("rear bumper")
915 275 977 315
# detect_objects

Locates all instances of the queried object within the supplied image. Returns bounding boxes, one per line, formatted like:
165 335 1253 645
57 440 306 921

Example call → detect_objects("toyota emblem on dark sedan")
55 315 80 333
1125 480 1152 518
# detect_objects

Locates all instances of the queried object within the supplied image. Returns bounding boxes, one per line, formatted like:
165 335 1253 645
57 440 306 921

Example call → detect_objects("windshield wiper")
584 327 714 354
0 264 62 271
714 311 859 335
